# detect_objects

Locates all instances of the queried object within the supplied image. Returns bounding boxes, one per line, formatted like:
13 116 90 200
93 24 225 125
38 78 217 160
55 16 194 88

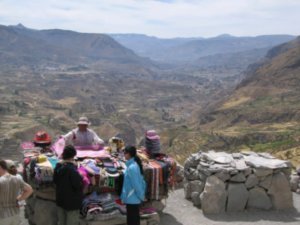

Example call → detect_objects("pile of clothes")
20 130 178 222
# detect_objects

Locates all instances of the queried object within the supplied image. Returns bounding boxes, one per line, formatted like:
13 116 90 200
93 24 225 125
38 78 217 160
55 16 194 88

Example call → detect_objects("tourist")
0 159 33 225
63 116 104 146
121 146 146 225
53 145 83 225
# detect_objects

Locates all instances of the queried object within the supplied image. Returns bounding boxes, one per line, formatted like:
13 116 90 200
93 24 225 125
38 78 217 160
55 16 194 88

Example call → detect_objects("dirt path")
160 189 300 225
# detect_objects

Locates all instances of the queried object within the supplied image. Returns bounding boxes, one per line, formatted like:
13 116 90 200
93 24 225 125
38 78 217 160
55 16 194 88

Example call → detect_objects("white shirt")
63 128 104 146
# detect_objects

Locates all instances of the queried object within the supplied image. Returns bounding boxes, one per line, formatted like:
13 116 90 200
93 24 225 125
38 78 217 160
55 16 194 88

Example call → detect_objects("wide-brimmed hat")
77 116 91 125
145 130 160 140
33 131 52 144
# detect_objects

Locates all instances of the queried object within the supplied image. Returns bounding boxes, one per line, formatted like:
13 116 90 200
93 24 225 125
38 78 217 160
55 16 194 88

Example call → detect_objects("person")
0 159 33 225
63 116 104 146
5 160 23 180
53 145 83 225
121 146 146 225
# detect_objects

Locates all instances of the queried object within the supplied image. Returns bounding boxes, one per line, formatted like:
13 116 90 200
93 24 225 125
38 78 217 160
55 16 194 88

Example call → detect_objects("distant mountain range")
110 33 295 63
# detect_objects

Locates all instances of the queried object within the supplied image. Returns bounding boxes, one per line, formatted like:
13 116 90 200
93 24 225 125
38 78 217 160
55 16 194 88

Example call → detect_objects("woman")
121 146 146 225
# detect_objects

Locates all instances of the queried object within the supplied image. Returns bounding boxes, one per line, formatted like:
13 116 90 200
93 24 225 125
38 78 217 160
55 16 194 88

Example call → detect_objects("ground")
21 189 300 225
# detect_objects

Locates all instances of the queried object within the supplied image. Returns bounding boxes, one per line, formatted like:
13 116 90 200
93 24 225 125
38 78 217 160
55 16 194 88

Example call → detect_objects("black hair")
124 146 144 175
0 159 8 170
62 145 77 160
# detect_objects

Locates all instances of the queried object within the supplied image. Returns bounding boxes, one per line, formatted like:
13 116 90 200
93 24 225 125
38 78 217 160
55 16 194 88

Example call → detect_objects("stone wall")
183 151 293 214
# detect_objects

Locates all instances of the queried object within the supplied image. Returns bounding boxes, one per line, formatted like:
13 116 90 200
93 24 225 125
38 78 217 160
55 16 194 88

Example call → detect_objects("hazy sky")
0 0 299 38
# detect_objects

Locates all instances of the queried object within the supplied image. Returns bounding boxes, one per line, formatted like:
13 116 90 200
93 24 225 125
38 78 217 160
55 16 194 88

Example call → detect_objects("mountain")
0 24 152 70
110 34 295 64
110 33 202 62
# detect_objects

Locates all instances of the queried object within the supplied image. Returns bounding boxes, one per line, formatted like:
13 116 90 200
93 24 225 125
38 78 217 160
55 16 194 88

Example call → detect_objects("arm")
92 130 104 145
63 130 75 145
17 182 33 201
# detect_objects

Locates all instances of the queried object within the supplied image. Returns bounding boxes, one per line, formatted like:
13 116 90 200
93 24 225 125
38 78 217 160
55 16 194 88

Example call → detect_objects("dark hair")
124 146 144 175
0 160 8 170
62 145 77 160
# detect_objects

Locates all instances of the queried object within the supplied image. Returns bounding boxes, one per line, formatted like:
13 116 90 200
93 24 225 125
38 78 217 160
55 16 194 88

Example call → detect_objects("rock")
198 172 208 181
290 175 299 192
191 192 201 207
190 180 205 193
268 172 293 209
200 176 227 214
253 168 273 177
185 168 199 181
183 182 192 199
259 175 272 190
230 173 246 182
243 167 252 177
227 183 249 212
215 171 231 182
247 187 272 210
245 174 258 189
229 169 239 175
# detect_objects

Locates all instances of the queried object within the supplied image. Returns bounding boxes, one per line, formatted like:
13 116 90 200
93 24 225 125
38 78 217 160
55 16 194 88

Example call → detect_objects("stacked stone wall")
184 151 293 214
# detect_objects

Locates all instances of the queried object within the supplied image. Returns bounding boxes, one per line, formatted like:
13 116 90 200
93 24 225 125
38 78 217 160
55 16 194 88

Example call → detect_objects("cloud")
0 0 299 37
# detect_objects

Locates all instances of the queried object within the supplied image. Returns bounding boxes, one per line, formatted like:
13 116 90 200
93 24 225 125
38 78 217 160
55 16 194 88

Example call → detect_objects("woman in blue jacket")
121 146 146 225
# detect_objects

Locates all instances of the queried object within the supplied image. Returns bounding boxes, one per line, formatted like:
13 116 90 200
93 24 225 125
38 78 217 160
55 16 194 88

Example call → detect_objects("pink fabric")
21 142 35 150
51 137 109 158
51 137 65 157
76 150 109 158
78 166 90 187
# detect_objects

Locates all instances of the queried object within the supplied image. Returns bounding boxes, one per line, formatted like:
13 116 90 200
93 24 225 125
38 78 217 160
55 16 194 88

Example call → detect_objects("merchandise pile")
20 136 180 225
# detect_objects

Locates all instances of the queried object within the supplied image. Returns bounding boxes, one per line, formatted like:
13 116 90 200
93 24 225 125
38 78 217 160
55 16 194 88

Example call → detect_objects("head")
124 146 137 160
77 116 90 132
124 146 144 175
5 160 17 175
0 160 8 176
62 145 77 160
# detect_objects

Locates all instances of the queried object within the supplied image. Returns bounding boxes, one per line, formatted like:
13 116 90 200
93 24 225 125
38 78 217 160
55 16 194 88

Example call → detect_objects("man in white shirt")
0 160 33 225
63 116 104 146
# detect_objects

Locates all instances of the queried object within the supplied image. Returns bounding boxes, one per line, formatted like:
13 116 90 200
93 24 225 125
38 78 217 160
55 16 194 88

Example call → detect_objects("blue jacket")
121 158 146 204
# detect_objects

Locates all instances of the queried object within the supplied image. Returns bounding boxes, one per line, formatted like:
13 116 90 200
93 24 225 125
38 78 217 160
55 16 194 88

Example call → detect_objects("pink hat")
146 130 160 140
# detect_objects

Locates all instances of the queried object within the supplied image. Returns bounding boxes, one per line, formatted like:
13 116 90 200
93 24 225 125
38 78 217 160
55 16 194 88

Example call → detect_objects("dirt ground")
20 189 300 225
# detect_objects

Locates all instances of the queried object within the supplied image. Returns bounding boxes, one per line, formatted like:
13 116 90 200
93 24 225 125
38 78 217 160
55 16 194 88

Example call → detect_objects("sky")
0 0 299 38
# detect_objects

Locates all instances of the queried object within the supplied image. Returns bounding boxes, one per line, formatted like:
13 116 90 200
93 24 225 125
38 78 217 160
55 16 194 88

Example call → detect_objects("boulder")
247 187 272 210
215 171 231 182
259 175 272 190
253 168 273 177
268 172 293 209
245 174 258 189
200 176 227 214
191 192 201 207
230 173 246 182
190 180 205 193
185 168 199 181
183 181 192 199
227 183 249 212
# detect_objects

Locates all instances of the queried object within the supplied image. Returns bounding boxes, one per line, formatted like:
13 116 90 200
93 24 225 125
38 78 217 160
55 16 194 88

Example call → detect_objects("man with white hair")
0 159 33 225
63 116 104 146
